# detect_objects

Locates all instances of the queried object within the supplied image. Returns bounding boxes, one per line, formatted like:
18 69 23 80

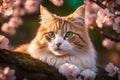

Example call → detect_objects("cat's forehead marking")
57 30 61 36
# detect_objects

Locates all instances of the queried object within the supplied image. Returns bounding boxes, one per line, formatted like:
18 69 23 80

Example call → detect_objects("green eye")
48 32 55 38
65 31 73 38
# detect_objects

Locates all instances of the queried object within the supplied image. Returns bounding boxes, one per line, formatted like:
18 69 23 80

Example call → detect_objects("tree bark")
0 49 118 80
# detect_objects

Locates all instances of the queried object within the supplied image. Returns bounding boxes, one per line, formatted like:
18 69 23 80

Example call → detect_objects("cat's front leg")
80 69 96 80
59 63 81 80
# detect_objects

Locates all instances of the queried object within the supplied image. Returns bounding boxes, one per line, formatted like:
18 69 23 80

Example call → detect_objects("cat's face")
35 5 91 56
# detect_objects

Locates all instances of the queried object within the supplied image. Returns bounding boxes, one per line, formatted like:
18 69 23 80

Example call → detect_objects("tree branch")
93 26 120 42
89 0 120 11
0 49 66 80
0 49 119 80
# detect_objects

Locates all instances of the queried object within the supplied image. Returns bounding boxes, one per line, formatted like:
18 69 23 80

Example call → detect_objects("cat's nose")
56 42 61 47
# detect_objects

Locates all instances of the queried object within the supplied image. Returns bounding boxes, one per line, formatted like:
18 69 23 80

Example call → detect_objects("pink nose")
56 42 61 47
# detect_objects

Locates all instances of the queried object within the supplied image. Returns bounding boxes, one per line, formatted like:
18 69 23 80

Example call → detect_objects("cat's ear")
40 5 55 23
67 5 85 26
72 5 85 19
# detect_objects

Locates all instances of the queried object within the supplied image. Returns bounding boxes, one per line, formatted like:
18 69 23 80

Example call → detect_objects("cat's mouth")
51 48 68 56
54 48 62 51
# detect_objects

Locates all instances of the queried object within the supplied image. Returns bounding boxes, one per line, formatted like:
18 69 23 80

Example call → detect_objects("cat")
15 5 97 80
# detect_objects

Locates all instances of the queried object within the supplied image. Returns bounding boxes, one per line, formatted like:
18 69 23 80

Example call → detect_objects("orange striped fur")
15 5 97 80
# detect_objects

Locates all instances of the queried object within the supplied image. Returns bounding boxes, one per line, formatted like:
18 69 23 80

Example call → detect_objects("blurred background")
0 0 120 68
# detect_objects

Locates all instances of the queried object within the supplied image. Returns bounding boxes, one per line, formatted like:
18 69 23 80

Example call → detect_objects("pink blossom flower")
5 8 13 16
113 17 120 33
115 0 120 5
13 8 25 16
85 1 100 28
114 17 120 24
8 17 23 28
115 43 120 51
103 8 114 17
1 23 16 35
115 11 120 15
102 38 115 49
113 23 118 30
105 62 119 77
24 0 38 13
14 0 22 6
96 8 114 28
0 67 16 80
49 0 64 6
0 35 9 49
85 14 97 28
0 6 2 13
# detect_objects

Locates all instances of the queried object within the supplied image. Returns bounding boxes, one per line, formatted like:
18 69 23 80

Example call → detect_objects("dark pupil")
66 32 73 37
48 32 54 38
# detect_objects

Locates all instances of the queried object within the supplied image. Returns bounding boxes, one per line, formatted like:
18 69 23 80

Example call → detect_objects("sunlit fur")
15 5 97 73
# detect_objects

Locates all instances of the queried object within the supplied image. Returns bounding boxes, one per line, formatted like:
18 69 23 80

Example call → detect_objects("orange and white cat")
15 5 97 80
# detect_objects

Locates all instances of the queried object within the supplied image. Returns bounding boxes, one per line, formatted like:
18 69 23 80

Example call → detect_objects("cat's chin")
51 49 69 56
52 51 65 56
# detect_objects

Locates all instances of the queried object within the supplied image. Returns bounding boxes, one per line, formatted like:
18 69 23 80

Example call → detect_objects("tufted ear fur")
72 5 85 19
66 5 85 27
40 5 55 24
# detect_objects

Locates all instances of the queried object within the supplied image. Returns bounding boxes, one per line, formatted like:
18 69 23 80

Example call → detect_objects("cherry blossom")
8 17 23 28
24 0 39 14
12 7 25 16
49 0 64 6
0 35 9 49
105 62 119 77
85 1 100 28
1 23 16 35
96 8 114 28
102 38 115 49
113 17 120 33
0 67 16 80
115 43 120 51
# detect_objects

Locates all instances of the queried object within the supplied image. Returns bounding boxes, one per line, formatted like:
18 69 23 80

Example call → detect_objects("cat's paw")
80 69 96 80
59 63 80 78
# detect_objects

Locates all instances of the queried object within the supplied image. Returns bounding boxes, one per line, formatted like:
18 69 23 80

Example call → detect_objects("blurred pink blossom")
1 23 16 35
96 8 113 28
105 62 119 77
113 17 120 33
1 1 13 17
49 0 64 6
116 0 120 5
115 11 120 15
102 38 115 49
115 43 120 51
8 17 23 28
5 8 13 16
85 1 100 28
0 6 2 13
24 0 38 13
85 14 97 28
0 35 9 49
13 8 25 16
114 17 120 24
113 23 120 33
0 67 16 80
14 0 23 6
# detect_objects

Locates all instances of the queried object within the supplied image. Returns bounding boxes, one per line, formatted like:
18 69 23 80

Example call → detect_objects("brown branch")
0 49 66 80
93 26 120 42
89 0 106 9
0 49 119 80
89 0 120 11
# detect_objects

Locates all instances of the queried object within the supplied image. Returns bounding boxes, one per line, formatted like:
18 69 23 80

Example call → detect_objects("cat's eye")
65 31 73 38
47 32 55 38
